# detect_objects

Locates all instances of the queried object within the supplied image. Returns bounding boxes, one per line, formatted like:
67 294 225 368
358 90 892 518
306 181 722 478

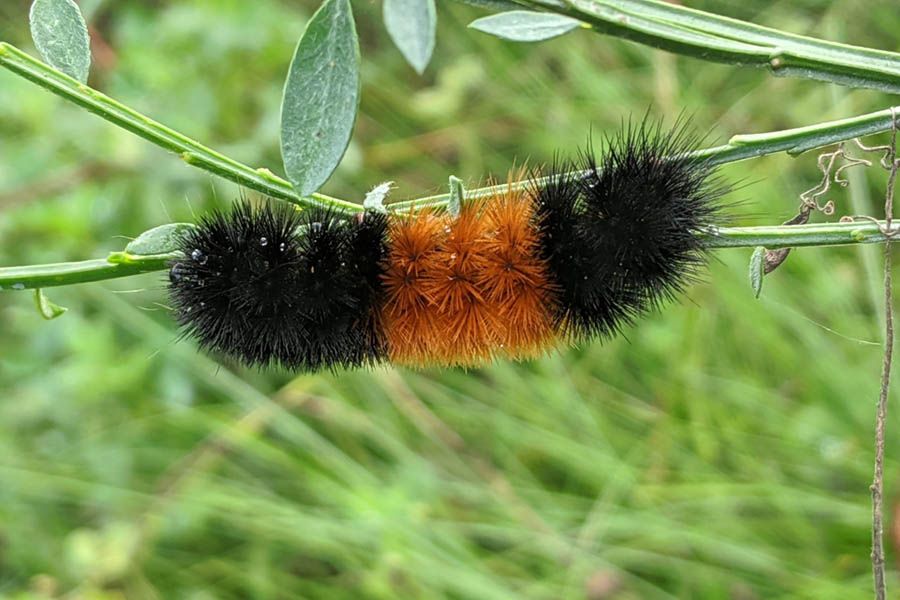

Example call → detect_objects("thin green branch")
3 41 899 214
2 221 896 291
388 106 900 212
0 252 178 290
0 42 360 214
508 0 900 93
701 220 900 249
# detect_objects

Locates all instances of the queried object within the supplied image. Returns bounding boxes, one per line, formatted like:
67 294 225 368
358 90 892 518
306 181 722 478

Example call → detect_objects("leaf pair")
27 0 578 216
28 0 357 202
283 1 580 198
283 0 441 199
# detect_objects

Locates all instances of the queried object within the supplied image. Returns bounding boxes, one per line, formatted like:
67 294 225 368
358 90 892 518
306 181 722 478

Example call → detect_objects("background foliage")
1 0 900 598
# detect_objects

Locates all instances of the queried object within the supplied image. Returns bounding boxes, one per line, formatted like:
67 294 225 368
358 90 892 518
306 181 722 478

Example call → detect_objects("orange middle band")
381 179 558 367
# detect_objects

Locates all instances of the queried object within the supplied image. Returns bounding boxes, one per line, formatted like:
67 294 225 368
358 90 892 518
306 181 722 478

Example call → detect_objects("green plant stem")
3 41 899 214
0 42 358 214
389 106 900 212
505 0 900 93
702 220 900 249
0 252 178 290
2 221 896 291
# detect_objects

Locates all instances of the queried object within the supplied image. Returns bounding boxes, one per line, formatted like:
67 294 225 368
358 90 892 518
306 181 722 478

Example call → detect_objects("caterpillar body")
168 122 727 371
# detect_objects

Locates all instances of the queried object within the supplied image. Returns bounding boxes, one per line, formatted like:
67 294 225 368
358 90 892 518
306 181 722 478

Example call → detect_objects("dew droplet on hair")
170 263 186 282
259 237 268 246
190 249 208 265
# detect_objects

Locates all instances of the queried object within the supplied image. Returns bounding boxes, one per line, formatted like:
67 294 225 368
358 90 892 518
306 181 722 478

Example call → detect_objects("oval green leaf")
469 11 582 43
29 0 91 83
281 0 360 197
749 246 766 299
383 0 436 75
124 223 196 256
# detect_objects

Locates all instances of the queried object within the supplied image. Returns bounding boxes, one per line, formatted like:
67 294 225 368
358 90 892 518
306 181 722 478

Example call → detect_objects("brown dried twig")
872 108 899 600
800 142 873 216
764 141 876 274
766 137 891 276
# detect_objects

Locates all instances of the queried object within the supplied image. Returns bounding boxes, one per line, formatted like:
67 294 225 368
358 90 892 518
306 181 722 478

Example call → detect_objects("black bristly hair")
531 158 644 340
291 207 389 371
347 210 391 354
168 200 305 368
167 200 389 372
580 119 728 307
532 119 728 341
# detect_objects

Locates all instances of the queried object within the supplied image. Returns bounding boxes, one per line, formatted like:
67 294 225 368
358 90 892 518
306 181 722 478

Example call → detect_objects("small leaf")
281 0 360 197
34 288 67 320
749 246 766 299
364 181 393 213
469 11 582 43
448 176 465 218
124 223 196 256
29 0 91 83
383 0 436 75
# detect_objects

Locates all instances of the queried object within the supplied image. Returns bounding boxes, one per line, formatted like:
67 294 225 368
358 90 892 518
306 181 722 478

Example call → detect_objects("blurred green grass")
2 0 900 598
